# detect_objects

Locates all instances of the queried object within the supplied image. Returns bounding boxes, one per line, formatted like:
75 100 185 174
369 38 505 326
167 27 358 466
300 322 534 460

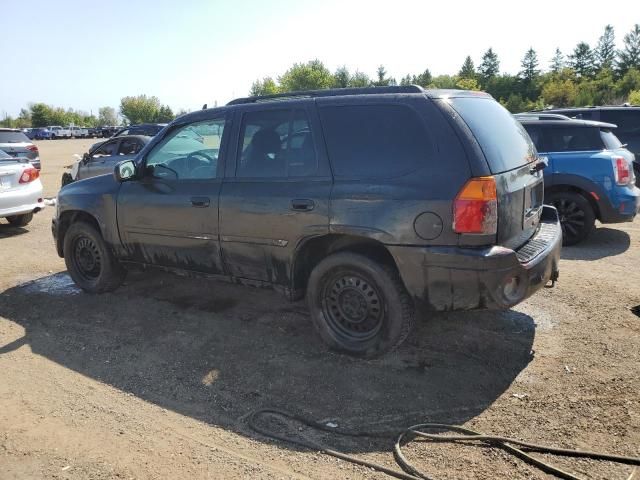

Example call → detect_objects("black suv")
536 106 640 186
53 86 561 357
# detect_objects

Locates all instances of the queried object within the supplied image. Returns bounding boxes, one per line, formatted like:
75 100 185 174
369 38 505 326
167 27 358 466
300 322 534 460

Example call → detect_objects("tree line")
250 24 640 111
0 95 180 129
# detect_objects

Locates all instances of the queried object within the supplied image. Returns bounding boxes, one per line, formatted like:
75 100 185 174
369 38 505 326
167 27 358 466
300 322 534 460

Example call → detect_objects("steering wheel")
151 163 179 179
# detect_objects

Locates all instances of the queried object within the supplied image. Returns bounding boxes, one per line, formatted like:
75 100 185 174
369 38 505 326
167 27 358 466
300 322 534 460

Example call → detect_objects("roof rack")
515 113 572 121
227 85 425 106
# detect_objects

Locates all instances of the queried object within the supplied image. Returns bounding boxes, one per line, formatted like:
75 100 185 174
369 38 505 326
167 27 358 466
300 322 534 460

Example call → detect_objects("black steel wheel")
307 252 415 357
72 235 102 281
63 221 126 293
548 191 595 246
322 271 385 343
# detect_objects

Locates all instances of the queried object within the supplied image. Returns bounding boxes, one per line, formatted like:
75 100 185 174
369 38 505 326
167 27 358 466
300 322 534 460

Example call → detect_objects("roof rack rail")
227 85 424 106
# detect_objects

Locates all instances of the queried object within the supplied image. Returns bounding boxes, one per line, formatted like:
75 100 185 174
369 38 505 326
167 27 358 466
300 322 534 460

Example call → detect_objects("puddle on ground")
19 273 81 296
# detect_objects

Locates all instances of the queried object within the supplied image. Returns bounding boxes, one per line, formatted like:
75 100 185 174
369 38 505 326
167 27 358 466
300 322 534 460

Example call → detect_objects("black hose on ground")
247 408 640 480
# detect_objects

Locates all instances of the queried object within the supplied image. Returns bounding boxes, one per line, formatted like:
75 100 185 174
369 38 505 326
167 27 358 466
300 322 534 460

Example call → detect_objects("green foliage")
250 77 279 96
595 25 616 71
542 78 577 107
119 95 174 124
458 56 476 79
616 68 640 96
455 77 480 91
349 71 371 87
478 48 500 85
279 60 334 91
617 24 640 75
430 75 457 89
98 106 118 126
400 69 432 87
629 90 640 105
332 66 351 88
372 65 396 86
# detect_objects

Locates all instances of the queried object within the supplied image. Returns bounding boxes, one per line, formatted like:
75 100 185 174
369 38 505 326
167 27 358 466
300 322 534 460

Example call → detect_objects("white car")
0 149 45 226
49 126 71 139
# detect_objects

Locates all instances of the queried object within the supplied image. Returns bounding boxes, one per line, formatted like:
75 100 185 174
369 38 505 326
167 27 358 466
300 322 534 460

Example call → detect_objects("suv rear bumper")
389 206 562 311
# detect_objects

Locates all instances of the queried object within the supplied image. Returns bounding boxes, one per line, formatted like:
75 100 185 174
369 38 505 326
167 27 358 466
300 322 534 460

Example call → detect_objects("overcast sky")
1 0 637 117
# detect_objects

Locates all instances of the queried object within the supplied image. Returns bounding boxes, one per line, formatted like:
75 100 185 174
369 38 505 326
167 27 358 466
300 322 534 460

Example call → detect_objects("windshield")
449 97 536 173
0 131 30 143
600 129 623 150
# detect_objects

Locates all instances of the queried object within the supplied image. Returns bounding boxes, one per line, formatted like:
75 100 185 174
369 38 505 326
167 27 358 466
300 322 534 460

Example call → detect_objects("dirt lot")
0 139 639 479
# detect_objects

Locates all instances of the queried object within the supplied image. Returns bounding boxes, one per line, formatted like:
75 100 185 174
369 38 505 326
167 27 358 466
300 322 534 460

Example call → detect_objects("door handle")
290 199 315 212
191 196 210 207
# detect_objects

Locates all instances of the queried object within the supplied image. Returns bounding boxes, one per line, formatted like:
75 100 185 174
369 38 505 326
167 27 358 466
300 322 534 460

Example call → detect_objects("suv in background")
53 86 561 357
537 106 640 186
0 129 41 170
518 117 639 245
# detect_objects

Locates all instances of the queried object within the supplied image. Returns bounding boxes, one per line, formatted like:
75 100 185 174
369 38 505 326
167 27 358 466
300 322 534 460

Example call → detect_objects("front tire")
547 191 595 246
306 252 415 358
63 222 126 293
6 213 33 227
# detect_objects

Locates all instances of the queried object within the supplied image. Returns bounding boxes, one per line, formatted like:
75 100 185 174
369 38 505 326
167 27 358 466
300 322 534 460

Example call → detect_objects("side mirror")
114 160 137 182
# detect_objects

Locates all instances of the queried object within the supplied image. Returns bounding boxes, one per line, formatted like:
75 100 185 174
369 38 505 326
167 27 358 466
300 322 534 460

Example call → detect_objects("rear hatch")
0 130 38 161
450 97 543 250
0 156 30 192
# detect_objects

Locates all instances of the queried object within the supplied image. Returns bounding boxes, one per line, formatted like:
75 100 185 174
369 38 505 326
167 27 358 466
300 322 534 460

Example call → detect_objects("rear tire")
547 191 595 246
6 213 33 227
306 252 415 358
63 222 126 293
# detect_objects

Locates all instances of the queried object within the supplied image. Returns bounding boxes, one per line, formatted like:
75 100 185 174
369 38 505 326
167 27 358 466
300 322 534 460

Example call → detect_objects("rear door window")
0 131 30 143
237 109 318 178
318 104 431 178
450 97 535 173
542 127 603 152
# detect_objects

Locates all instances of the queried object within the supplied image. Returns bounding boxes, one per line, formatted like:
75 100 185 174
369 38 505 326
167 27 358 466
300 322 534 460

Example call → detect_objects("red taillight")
453 177 498 234
27 145 39 153
19 167 40 184
612 157 631 185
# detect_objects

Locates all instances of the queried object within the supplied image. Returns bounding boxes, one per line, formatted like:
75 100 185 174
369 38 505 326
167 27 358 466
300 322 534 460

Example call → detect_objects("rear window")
542 127 603 152
0 131 30 143
450 97 536 173
600 129 623 150
318 104 431 178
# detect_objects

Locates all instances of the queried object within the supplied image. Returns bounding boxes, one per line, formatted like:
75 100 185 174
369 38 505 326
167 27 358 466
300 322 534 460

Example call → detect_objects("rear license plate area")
523 179 543 229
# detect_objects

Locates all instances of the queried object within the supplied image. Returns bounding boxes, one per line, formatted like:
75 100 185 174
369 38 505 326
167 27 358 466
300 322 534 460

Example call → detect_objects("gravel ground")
0 139 638 479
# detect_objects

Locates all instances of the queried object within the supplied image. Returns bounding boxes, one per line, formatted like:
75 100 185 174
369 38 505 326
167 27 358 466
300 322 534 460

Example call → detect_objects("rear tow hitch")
545 270 559 288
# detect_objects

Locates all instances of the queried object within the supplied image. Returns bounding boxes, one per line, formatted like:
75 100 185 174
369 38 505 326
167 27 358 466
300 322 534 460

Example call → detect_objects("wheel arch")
546 184 601 220
56 210 103 258
290 234 401 300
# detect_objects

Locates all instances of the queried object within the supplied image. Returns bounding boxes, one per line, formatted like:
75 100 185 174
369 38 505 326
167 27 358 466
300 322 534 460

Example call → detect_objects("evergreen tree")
412 69 433 87
520 48 540 82
569 42 596 78
372 65 396 86
617 24 640 75
595 25 616 71
478 48 500 83
458 56 476 79
550 48 565 73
